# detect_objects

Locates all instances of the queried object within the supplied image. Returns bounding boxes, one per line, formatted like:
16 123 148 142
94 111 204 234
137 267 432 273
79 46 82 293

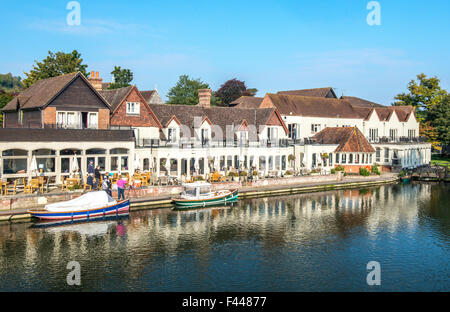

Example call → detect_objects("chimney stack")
88 71 103 91
198 89 212 107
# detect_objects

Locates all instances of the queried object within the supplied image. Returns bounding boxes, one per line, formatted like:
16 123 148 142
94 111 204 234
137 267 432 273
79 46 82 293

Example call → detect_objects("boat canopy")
182 182 212 189
45 191 117 212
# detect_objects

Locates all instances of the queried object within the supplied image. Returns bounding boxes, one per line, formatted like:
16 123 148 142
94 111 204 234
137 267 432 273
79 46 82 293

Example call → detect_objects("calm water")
0 183 448 292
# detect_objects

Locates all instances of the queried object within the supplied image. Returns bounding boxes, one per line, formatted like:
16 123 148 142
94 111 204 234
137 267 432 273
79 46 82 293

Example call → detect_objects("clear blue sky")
1 0 449 104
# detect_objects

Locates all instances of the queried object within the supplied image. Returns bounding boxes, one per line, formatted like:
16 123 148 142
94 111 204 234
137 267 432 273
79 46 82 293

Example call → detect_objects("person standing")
116 175 126 201
94 165 101 190
87 161 95 175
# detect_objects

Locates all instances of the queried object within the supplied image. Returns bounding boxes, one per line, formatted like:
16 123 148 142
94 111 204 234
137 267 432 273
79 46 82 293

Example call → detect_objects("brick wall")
337 165 373 173
98 109 110 129
43 107 56 126
110 87 160 127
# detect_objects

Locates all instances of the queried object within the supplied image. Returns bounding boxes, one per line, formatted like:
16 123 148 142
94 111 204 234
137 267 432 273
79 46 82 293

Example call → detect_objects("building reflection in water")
0 183 445 291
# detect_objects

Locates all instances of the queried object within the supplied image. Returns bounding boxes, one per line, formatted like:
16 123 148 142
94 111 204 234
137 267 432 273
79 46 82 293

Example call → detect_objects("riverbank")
0 173 398 222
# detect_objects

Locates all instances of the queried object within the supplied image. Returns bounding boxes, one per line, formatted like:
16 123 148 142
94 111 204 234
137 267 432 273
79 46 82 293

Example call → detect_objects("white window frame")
126 102 140 115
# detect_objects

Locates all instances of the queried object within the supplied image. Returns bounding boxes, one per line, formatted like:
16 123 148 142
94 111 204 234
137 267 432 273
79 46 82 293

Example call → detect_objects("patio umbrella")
30 156 38 176
71 155 79 174
165 159 171 175
214 157 220 172
317 153 322 166
148 157 154 171
240 155 245 169
134 153 141 171
194 158 199 174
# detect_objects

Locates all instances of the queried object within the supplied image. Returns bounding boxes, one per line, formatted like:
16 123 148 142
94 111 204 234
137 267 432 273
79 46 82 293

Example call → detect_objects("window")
88 113 98 128
389 129 398 141
126 102 140 115
408 129 416 139
336 153 340 164
267 127 278 142
376 148 381 162
341 154 347 164
349 154 354 164
288 124 299 139
168 128 177 143
369 129 378 141
311 124 321 133
384 148 390 162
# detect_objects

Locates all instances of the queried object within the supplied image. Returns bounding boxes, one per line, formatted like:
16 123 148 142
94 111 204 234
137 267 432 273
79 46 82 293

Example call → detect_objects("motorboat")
172 182 238 209
28 191 130 220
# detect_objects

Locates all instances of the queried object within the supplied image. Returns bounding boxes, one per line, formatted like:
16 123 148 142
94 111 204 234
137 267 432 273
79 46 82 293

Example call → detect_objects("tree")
167 75 220 106
215 79 258 107
107 66 134 89
0 90 14 125
427 94 450 146
393 73 447 122
23 50 89 88
420 122 441 151
0 73 22 93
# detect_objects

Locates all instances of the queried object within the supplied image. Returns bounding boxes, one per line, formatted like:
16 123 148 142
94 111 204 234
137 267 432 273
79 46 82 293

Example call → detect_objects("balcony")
368 136 428 144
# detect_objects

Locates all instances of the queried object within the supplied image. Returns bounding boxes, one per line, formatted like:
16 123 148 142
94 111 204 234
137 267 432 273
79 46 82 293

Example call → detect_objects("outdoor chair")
159 176 168 186
3 180 18 196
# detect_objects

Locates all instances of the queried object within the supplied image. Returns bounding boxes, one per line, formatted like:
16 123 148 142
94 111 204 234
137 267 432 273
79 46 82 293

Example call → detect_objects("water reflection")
0 183 448 291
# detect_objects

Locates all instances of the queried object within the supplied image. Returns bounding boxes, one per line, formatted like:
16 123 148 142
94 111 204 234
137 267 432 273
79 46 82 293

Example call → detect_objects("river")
0 183 448 291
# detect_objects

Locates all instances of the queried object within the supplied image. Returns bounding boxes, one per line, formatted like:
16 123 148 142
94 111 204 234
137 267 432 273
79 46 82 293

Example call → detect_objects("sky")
0 0 449 104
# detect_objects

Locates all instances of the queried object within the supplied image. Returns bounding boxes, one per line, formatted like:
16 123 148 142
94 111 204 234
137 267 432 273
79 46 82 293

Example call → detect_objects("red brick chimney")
88 71 103 91
198 89 212 107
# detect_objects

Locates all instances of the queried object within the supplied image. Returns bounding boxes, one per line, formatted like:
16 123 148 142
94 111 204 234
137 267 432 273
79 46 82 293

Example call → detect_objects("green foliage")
228 171 239 177
0 90 14 124
335 165 345 172
284 170 293 176
359 167 370 177
215 78 257 107
252 170 258 176
23 50 89 88
393 73 449 148
330 168 336 174
239 171 248 176
371 164 381 176
167 75 220 106
108 66 134 89
310 169 319 174
398 170 407 178
0 73 22 93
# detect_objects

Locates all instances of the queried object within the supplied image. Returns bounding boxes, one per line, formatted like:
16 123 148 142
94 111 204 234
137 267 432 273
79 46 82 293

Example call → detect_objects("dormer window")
126 102 140 115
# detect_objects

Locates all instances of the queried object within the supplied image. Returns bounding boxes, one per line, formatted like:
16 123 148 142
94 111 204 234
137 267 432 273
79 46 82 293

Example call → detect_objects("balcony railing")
135 138 292 149
367 136 428 144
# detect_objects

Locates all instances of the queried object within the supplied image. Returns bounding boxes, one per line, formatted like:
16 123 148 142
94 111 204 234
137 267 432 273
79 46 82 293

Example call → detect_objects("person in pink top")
116 175 126 200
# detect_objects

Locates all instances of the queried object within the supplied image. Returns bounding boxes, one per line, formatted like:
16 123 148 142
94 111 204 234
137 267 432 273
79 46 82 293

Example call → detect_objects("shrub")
252 170 258 176
311 169 319 174
228 171 238 177
335 165 345 172
330 168 336 174
239 171 248 176
359 167 370 176
284 170 293 176
371 163 381 175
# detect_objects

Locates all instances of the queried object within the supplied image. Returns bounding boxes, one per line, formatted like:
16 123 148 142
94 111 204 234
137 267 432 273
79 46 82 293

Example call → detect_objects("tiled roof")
264 94 361 119
0 128 134 142
313 127 375 153
2 73 78 111
341 96 384 108
1 72 111 112
373 106 415 122
140 90 156 103
149 103 286 138
278 87 336 98
230 96 263 108
98 86 133 112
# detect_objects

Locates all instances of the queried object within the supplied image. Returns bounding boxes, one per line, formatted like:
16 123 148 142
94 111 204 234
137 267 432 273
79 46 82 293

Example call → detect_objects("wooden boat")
400 175 412 183
172 182 238 208
28 191 130 220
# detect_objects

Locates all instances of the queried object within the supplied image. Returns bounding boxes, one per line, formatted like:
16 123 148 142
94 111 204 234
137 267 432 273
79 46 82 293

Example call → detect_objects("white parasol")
71 155 79 173
194 158 199 174
165 159 171 175
148 157 154 171
214 157 220 172
317 153 322 166
30 156 38 176
134 153 141 170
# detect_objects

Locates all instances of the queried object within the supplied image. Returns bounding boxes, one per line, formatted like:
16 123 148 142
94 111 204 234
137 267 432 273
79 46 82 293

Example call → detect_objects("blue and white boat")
28 191 130 220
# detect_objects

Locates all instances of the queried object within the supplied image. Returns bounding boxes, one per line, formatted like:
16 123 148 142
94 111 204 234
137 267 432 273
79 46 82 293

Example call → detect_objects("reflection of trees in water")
0 183 441 290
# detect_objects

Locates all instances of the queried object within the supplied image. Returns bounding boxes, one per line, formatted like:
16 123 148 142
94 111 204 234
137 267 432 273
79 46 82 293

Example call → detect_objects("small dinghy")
172 182 238 209
28 191 130 220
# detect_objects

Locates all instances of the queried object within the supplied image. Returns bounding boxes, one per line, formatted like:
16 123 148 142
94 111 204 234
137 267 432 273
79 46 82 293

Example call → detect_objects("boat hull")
173 189 238 208
28 200 130 220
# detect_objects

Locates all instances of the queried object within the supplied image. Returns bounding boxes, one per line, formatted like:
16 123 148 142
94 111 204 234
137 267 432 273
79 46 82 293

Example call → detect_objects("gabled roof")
1 72 111 112
140 90 156 103
278 87 337 98
262 93 361 119
341 96 385 108
148 104 287 138
313 127 375 153
98 86 134 112
230 96 264 108
372 106 415 122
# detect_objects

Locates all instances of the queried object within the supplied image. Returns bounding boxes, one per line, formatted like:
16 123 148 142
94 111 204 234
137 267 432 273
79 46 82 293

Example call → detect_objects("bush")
239 171 248 176
228 171 238 177
330 168 336 174
311 169 319 174
359 167 370 176
398 170 406 178
371 164 381 175
284 170 293 176
335 165 345 172
252 171 258 176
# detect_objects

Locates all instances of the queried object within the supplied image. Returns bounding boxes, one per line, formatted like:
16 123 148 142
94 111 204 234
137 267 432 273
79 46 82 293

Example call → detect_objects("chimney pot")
91 70 95 78
96 72 99 78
